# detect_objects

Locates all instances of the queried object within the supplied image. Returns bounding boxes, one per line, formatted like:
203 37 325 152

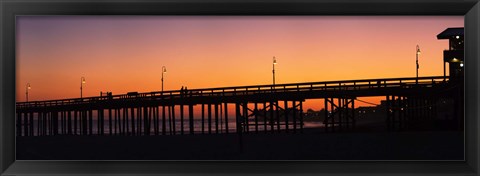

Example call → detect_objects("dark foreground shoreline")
16 128 463 160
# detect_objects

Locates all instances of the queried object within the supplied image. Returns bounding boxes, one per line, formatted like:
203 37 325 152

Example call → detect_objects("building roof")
437 27 464 39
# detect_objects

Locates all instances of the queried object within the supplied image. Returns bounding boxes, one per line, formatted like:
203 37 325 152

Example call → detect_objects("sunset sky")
16 16 463 110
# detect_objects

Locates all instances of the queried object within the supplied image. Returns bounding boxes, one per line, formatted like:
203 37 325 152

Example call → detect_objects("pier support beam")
324 97 356 132
224 103 229 134
189 105 194 135
208 104 212 134
215 104 219 134
180 105 184 135
162 106 166 135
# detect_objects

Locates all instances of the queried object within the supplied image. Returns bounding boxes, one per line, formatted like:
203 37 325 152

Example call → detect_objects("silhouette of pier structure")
15 76 463 137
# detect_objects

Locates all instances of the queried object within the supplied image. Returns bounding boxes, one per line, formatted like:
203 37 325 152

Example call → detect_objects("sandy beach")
16 127 463 160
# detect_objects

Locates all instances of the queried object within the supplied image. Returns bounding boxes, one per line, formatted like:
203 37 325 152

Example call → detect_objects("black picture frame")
1 0 479 175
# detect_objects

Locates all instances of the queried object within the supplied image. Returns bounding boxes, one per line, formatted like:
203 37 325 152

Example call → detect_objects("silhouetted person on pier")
181 86 184 98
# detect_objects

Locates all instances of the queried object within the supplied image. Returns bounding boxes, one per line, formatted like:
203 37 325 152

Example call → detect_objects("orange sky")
16 16 463 110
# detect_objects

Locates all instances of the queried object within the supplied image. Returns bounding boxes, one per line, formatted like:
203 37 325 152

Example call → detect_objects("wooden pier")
15 76 463 137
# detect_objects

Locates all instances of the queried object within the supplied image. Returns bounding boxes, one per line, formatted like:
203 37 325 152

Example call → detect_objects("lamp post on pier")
272 56 277 86
416 45 421 85
162 66 167 92
80 77 86 98
26 83 31 102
